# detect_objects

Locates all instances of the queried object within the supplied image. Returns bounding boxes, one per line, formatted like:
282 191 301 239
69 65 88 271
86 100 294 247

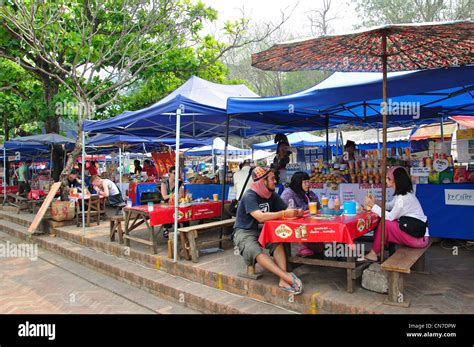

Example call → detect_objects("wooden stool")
238 259 262 280
110 216 125 244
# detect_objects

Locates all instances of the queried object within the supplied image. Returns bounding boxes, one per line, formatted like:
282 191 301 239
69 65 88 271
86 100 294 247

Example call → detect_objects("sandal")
296 246 314 258
279 285 300 295
356 255 378 263
290 273 303 294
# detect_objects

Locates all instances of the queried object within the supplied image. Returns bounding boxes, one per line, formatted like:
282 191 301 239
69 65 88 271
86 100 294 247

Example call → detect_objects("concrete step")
0 220 296 315
0 209 35 228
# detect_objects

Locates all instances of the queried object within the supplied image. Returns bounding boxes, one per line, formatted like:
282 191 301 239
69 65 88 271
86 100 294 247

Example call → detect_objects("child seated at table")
281 172 322 257
361 166 429 262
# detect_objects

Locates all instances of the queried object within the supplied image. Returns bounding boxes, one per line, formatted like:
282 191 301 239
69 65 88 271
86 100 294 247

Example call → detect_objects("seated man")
89 175 125 207
68 170 82 188
233 166 304 295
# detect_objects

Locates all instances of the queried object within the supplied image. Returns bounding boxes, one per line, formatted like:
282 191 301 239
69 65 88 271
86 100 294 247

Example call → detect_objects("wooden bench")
110 215 125 244
381 242 431 307
7 194 29 214
168 218 235 262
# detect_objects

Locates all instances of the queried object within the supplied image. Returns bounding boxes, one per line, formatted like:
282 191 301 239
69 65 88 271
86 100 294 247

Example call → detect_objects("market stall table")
70 194 107 227
123 201 223 254
259 211 380 293
0 186 18 204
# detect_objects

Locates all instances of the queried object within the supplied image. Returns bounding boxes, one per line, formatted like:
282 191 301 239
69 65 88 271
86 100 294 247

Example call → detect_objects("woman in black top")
134 160 142 175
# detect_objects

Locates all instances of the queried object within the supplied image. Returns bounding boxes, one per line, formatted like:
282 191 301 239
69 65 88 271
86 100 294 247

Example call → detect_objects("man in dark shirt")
234 166 304 295
67 170 82 188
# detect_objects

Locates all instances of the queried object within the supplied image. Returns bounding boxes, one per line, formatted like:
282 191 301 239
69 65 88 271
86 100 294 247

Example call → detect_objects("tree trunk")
59 99 90 201
3 115 9 185
43 81 63 182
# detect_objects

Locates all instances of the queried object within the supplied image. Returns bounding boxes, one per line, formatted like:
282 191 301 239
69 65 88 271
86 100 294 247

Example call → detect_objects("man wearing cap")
233 166 304 295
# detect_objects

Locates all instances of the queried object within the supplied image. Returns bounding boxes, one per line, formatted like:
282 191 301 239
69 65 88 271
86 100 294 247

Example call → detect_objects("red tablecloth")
0 186 18 194
28 189 48 200
128 201 222 226
259 212 380 247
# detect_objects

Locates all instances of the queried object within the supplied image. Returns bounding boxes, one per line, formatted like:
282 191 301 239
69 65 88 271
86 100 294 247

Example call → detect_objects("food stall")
283 123 473 240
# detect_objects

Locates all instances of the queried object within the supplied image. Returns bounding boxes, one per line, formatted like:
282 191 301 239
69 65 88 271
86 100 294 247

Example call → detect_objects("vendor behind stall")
88 161 98 176
343 140 356 162
68 169 82 188
271 133 291 184
133 160 143 175
143 159 158 181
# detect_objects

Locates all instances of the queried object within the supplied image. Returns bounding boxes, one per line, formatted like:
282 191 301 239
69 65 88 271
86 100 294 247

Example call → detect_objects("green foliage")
353 0 473 28
0 0 234 126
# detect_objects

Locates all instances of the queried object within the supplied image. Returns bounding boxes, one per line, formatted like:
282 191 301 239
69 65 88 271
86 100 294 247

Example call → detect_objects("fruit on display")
190 174 214 184
309 161 344 184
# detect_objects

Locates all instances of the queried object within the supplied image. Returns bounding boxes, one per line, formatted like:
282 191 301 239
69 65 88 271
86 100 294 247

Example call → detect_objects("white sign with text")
445 189 474 206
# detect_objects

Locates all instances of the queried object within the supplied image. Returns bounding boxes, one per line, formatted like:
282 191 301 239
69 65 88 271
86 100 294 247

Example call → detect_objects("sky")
199 0 360 39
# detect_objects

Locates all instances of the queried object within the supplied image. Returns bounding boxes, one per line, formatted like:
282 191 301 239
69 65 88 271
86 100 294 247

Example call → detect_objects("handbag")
229 169 253 217
398 216 428 238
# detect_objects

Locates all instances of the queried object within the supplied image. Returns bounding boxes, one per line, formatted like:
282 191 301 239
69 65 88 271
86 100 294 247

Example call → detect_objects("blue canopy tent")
8 133 76 182
11 133 76 145
84 76 315 139
228 65 474 159
227 66 474 126
83 76 308 262
86 133 214 188
252 132 337 150
185 138 251 156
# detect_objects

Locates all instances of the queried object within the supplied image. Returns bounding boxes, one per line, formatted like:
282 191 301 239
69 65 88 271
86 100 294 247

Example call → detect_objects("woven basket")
50 201 75 221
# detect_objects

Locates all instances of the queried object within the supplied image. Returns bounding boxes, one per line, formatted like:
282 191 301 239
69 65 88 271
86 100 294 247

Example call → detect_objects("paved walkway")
0 232 199 314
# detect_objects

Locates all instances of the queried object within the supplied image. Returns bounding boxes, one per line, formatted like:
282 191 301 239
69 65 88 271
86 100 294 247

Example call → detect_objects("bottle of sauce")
334 196 341 211
328 196 335 210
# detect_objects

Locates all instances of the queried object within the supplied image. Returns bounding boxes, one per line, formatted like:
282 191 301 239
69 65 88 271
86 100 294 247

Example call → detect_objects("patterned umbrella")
252 20 473 72
252 20 474 264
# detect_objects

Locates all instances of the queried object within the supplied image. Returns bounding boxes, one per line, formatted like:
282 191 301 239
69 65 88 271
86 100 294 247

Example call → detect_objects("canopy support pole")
340 128 344 157
380 32 388 263
173 106 182 263
81 131 86 237
119 145 123 196
440 115 445 144
212 142 215 174
220 115 230 249
50 144 53 182
336 127 340 159
325 115 329 162
377 127 381 150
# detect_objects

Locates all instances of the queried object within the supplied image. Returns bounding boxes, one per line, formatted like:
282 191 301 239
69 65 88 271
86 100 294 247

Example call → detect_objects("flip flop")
290 273 303 294
356 256 378 263
279 285 299 295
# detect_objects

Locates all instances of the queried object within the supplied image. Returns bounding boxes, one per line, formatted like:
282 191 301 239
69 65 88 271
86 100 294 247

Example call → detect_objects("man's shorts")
233 228 280 266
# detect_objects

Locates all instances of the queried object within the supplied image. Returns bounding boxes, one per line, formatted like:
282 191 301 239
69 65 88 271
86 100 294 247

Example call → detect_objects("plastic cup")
147 202 154 212
321 196 328 207
213 194 219 201
309 202 317 215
